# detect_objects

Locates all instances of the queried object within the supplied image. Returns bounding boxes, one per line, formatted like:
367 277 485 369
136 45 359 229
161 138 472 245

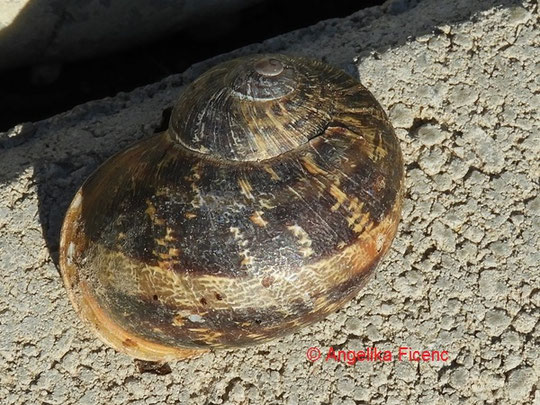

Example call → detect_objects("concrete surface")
0 0 264 70
0 0 538 403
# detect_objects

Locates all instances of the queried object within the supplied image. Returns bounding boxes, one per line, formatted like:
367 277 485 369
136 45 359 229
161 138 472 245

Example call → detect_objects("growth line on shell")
287 185 339 238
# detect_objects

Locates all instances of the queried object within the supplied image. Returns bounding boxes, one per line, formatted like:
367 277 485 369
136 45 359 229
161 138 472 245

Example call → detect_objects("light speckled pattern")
0 0 538 403
59 55 404 361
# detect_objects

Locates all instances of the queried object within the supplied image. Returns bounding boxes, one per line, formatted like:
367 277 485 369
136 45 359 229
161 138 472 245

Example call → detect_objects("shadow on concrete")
0 0 384 132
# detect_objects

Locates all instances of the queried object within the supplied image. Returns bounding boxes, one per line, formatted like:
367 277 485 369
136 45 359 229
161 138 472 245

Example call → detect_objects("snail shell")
59 54 404 361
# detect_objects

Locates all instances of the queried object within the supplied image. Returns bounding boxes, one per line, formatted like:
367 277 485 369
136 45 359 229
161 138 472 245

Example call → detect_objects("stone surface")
0 0 264 70
0 0 538 404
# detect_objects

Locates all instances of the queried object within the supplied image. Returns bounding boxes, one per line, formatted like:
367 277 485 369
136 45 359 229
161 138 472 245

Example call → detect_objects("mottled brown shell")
59 54 404 361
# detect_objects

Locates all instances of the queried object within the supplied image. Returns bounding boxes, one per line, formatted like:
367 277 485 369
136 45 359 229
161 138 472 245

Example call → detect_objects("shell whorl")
170 54 338 162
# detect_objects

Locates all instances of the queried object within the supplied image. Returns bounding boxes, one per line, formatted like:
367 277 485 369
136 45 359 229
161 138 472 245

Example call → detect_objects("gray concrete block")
0 0 538 404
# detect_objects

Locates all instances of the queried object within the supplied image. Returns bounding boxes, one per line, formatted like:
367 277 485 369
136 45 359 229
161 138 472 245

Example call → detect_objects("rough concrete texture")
0 0 538 403
0 0 264 70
